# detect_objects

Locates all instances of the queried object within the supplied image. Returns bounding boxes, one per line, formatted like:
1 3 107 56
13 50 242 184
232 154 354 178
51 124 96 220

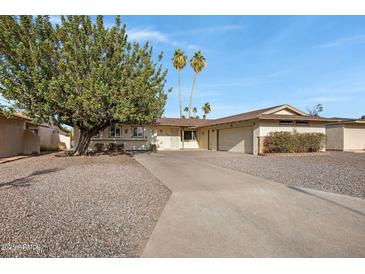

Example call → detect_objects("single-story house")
0 112 40 158
326 119 365 151
74 104 343 155
0 112 72 158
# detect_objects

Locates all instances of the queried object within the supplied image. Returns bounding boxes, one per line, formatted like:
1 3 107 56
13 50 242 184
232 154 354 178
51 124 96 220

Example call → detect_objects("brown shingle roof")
156 118 212 127
156 104 348 128
156 105 282 127
201 105 283 126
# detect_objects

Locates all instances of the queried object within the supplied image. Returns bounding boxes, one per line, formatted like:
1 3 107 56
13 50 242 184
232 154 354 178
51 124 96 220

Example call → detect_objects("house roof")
0 112 39 126
157 118 212 127
202 105 284 126
340 119 365 124
0 112 32 121
258 114 344 122
157 104 347 128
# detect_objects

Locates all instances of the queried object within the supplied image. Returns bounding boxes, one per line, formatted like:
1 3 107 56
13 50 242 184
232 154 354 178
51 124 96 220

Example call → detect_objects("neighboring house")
326 119 365 151
0 112 40 158
39 124 71 150
74 104 342 155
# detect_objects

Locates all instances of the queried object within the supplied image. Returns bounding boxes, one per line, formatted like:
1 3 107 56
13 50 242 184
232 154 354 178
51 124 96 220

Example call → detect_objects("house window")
110 124 121 138
182 130 196 141
132 126 144 138
279 120 294 125
296 121 309 126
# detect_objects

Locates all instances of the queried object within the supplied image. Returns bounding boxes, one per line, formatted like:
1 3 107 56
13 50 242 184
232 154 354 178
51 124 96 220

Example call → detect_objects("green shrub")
264 131 325 153
94 143 105 152
107 143 118 151
117 144 125 152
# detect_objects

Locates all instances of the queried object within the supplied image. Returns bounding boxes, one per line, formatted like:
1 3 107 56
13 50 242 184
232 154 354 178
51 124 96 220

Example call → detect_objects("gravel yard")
0 153 170 257
202 152 365 199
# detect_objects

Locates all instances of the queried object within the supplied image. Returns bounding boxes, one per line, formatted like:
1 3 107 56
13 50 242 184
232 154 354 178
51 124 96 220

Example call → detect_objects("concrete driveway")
135 151 365 257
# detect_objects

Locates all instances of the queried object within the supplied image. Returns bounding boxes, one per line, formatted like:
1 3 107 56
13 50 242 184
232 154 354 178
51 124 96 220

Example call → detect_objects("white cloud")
126 24 244 50
127 27 199 50
171 24 244 37
128 28 169 43
317 34 365 48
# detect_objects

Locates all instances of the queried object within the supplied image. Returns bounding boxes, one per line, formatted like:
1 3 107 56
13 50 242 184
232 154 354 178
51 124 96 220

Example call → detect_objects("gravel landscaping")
202 151 365 199
0 153 171 257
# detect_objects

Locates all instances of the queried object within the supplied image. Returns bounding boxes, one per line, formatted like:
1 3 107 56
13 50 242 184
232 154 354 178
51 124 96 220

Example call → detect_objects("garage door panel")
218 127 253 153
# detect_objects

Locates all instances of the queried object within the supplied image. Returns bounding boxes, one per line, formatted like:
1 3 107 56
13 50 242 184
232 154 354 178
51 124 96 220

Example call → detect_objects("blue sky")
3 16 365 119
112 16 365 119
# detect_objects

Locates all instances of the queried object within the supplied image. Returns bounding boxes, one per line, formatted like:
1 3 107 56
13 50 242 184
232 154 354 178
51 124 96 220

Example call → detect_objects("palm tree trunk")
189 73 197 118
178 70 183 118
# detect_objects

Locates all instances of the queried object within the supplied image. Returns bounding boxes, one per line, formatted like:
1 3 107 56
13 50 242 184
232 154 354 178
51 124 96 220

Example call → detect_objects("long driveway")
135 151 365 257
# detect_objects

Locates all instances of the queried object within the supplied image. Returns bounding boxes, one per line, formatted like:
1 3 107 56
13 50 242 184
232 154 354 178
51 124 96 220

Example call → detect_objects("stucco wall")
258 120 326 136
0 116 26 157
274 109 298 115
343 124 365 151
23 129 40 155
326 124 344 151
59 135 71 149
156 126 180 150
156 126 199 150
39 126 71 150
197 128 208 149
74 124 156 151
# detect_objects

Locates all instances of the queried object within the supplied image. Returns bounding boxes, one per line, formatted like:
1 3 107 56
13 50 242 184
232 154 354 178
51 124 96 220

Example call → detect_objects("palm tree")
202 102 211 119
172 49 187 118
189 51 206 118
184 106 189 118
192 107 198 119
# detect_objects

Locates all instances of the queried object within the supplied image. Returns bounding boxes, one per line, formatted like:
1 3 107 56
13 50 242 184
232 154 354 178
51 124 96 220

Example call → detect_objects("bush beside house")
264 131 326 153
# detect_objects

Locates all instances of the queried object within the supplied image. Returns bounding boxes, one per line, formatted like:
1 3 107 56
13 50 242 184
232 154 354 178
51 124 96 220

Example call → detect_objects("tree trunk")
73 129 93 156
178 70 183 118
189 73 197 118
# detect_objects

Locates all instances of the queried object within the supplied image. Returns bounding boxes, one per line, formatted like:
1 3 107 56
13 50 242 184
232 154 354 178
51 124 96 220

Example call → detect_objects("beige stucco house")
74 104 342 155
326 119 365 151
0 112 72 158
0 112 40 158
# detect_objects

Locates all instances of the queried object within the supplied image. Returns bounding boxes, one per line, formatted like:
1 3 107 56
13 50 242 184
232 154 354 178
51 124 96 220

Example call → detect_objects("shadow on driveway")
0 168 62 188
287 186 365 218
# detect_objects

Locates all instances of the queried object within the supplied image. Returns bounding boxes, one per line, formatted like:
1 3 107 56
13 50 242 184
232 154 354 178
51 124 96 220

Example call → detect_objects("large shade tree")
0 15 169 155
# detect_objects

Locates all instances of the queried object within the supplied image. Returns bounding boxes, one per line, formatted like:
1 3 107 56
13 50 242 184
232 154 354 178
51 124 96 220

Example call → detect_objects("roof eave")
257 116 342 122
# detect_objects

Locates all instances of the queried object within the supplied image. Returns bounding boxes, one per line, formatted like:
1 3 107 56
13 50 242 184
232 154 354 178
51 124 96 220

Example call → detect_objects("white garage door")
218 127 253 153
